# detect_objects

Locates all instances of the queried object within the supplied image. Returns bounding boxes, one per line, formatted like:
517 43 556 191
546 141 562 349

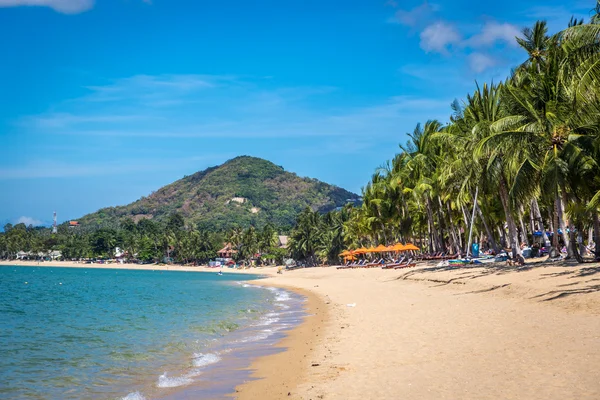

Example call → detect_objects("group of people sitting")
337 256 417 270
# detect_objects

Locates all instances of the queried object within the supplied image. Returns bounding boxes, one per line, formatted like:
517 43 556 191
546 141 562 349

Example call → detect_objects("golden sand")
234 261 600 400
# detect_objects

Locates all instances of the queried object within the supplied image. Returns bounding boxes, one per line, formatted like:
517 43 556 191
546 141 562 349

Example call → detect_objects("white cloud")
83 74 223 103
393 1 436 27
419 22 461 54
15 73 452 146
468 53 497 73
0 0 94 14
467 21 521 48
16 216 43 226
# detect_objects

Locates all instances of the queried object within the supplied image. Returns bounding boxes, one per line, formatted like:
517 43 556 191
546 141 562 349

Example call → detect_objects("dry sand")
234 260 600 400
3 259 600 399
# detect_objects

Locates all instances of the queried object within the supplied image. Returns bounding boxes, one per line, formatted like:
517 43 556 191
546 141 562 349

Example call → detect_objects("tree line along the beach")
3 8 600 266
0 207 346 266
339 12 600 264
0 214 283 265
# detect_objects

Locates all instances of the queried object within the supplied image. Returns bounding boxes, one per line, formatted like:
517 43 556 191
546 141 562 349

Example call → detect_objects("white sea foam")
275 291 291 302
122 391 146 400
265 287 291 302
156 372 193 388
192 352 221 368
263 316 280 325
236 330 272 343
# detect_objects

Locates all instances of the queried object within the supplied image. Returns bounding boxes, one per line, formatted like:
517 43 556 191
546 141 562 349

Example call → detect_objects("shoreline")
232 282 328 400
0 260 279 275
5 260 600 399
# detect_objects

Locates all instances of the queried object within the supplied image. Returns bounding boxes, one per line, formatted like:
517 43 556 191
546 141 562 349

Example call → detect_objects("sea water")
0 266 305 399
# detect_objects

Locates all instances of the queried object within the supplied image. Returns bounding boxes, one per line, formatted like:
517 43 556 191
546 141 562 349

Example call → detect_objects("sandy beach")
3 260 600 399
233 260 600 400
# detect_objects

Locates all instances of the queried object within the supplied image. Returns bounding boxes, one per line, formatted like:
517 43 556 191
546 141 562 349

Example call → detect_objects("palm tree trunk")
530 198 550 247
379 221 387 245
551 205 559 248
447 202 463 251
593 211 600 259
475 201 499 253
560 192 583 263
518 204 530 247
426 197 441 252
529 202 537 239
556 193 575 259
445 202 461 254
577 229 586 257
427 220 433 253
436 197 448 252
497 226 506 248
461 204 470 252
498 176 522 257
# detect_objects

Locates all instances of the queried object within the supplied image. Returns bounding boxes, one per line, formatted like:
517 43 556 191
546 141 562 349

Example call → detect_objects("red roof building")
217 243 237 258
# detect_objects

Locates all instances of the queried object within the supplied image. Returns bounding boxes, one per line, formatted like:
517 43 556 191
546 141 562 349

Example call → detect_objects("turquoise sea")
0 266 304 400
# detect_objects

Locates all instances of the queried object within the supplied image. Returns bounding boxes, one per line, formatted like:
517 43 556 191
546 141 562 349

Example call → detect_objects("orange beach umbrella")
403 243 420 251
391 243 407 251
353 247 369 254
373 244 389 253
339 250 352 256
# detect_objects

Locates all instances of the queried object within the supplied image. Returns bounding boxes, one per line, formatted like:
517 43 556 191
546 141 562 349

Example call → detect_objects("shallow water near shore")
0 266 305 400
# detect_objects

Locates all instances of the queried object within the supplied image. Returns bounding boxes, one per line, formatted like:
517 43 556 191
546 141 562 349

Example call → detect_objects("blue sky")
0 0 593 226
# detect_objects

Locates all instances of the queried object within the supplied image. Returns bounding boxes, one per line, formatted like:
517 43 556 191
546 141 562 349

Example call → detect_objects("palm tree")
289 207 322 266
516 20 551 74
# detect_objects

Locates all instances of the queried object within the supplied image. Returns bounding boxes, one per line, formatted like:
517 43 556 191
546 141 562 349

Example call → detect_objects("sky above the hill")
0 0 594 226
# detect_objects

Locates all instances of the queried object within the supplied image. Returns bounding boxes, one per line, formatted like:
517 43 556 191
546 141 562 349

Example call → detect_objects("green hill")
78 156 360 231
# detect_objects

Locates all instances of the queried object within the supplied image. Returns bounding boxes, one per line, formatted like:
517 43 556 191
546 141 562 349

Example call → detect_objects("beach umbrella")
339 250 352 256
353 247 369 254
364 246 377 253
404 243 420 251
392 243 407 252
373 244 389 253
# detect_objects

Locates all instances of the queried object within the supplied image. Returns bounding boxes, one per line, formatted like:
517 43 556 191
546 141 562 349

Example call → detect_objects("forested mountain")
78 156 359 231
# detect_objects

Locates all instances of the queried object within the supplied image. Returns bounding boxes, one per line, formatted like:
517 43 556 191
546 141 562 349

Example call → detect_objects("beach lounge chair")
394 258 416 269
364 258 385 268
350 259 365 268
444 253 460 260
382 257 404 269
336 261 352 270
